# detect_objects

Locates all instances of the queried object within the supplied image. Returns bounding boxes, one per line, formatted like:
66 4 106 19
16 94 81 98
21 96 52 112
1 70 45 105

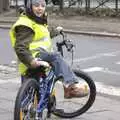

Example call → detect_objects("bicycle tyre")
14 79 39 120
53 69 96 118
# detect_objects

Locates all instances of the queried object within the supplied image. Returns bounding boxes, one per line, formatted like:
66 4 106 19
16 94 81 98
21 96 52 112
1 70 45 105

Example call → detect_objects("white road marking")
0 65 16 72
116 61 120 64
1 49 120 97
57 81 120 97
1 66 120 97
0 78 20 84
11 60 17 65
102 68 120 75
0 79 119 97
83 67 120 75
83 67 104 72
96 82 120 96
70 50 120 63
83 67 120 96
0 80 8 84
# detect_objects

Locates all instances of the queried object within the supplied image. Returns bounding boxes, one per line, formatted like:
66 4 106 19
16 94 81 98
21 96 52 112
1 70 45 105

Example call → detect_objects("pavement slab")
0 76 120 120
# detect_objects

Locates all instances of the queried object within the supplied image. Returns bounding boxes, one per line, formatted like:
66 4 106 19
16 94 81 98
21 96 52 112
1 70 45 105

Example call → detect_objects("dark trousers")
22 49 77 85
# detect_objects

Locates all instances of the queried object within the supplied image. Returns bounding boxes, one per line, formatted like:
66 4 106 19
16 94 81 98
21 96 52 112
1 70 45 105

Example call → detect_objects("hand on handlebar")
56 26 63 34
30 59 50 68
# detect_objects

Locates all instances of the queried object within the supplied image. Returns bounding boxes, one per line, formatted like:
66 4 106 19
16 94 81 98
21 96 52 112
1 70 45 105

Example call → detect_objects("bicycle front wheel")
53 69 96 118
14 79 39 120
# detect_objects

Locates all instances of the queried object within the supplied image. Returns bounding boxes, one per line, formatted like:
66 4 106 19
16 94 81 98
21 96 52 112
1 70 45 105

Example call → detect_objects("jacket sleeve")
14 25 34 67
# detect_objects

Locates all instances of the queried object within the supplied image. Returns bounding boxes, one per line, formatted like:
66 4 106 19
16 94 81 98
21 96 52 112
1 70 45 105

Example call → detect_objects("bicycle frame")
14 32 96 120
36 68 56 113
21 32 74 118
36 32 74 114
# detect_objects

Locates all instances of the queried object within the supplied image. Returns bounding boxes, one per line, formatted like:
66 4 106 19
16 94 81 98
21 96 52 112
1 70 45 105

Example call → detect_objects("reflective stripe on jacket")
10 14 52 75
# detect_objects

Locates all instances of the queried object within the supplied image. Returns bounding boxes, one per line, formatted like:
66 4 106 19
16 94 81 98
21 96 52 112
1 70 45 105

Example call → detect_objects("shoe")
64 83 89 99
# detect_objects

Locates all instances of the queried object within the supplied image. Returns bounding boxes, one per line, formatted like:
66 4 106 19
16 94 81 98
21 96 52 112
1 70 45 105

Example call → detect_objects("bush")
47 7 120 18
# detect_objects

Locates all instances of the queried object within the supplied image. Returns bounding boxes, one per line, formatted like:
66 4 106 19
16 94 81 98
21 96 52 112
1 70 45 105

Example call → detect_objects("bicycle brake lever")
65 40 74 52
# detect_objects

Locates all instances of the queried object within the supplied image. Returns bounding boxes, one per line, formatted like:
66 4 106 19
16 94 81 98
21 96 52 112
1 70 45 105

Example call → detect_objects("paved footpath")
1 9 120 37
0 76 120 120
0 9 120 120
0 64 119 120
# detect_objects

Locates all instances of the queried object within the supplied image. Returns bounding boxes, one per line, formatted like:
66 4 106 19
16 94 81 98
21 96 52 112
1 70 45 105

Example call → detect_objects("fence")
62 0 120 15
81 0 120 13
1 0 120 16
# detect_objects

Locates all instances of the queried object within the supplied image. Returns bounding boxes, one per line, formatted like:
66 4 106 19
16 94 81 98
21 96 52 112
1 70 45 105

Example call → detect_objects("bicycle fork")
35 70 56 119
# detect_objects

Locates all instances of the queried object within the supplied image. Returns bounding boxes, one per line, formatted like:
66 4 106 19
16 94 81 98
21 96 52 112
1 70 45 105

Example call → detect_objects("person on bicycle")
10 0 88 99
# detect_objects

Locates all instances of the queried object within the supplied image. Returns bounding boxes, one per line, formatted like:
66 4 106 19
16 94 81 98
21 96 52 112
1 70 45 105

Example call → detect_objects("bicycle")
14 31 96 120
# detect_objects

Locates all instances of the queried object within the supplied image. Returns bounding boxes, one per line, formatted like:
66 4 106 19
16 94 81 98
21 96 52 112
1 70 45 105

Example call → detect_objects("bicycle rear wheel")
53 69 96 118
14 79 39 120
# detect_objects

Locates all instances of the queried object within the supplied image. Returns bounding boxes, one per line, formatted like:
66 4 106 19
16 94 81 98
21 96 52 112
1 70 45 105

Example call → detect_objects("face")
32 2 46 17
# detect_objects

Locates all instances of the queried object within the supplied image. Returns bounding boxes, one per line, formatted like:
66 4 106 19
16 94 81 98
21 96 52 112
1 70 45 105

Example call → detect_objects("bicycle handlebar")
56 31 75 56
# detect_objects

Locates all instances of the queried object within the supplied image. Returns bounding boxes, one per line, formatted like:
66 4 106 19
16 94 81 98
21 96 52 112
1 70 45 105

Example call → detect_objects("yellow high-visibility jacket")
10 14 52 75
